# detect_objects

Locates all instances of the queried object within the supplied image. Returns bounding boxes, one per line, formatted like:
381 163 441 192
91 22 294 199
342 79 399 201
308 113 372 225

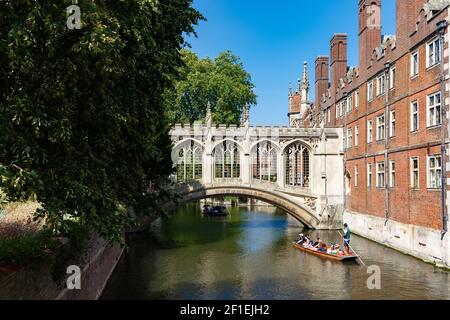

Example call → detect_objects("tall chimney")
396 0 428 51
330 34 347 99
315 56 329 105
358 0 382 74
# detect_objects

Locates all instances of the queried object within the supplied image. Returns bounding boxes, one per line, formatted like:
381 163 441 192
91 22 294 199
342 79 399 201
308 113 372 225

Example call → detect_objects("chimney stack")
396 0 428 51
330 33 347 99
358 0 382 74
315 56 329 105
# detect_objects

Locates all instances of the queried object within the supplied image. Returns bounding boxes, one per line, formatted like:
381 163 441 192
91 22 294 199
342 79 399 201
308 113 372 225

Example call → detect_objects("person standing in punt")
343 223 351 254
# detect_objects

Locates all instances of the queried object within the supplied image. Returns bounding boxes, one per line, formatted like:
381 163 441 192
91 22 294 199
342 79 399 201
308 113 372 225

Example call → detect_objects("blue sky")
185 0 396 126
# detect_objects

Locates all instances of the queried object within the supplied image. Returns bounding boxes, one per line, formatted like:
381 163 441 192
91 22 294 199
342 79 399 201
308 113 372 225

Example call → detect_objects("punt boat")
292 242 359 262
202 205 228 217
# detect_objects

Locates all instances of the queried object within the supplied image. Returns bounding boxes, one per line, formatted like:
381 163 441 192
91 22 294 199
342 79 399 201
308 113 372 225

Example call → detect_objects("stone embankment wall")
344 211 450 269
0 234 123 300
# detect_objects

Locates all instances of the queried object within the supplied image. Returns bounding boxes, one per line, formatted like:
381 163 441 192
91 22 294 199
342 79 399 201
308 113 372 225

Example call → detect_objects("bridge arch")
178 185 320 229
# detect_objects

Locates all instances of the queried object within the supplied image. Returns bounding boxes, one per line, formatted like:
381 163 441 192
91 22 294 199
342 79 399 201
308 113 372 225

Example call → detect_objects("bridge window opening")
285 143 310 188
214 141 241 179
176 142 202 182
252 142 277 182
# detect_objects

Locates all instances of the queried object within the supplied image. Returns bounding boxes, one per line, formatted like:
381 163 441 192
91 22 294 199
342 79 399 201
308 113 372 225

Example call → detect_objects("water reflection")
102 204 450 300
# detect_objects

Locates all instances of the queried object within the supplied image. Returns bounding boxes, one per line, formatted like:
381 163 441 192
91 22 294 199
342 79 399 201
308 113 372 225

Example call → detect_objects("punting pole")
339 231 366 266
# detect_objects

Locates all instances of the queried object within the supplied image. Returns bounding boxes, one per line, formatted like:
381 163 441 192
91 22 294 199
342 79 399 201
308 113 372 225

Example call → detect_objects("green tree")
165 49 257 125
0 1 203 243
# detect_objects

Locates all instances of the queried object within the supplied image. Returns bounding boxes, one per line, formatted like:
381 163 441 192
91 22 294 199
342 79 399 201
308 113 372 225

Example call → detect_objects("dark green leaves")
0 0 203 242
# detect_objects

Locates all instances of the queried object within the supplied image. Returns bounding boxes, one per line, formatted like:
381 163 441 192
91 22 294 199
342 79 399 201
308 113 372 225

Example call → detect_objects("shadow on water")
101 203 450 300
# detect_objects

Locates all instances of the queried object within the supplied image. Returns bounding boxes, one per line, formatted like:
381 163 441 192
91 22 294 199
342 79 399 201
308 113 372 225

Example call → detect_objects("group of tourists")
295 223 352 256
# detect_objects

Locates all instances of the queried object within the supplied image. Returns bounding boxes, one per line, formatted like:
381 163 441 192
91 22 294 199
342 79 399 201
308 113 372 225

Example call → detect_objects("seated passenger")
296 233 305 245
313 237 322 248
327 242 339 255
318 243 328 253
304 235 311 245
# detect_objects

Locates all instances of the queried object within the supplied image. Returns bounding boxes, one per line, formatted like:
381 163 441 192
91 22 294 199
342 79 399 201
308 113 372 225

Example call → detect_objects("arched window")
252 142 277 182
285 143 310 188
176 142 202 182
214 141 240 179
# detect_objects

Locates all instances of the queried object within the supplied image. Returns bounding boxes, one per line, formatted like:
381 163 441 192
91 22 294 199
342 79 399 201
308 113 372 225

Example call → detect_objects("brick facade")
297 0 450 232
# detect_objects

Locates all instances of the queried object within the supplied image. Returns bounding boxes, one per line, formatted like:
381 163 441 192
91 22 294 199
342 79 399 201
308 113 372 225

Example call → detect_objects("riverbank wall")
0 233 123 300
344 211 450 269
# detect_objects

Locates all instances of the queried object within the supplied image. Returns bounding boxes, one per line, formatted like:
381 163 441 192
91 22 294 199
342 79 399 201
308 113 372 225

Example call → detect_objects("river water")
101 204 450 300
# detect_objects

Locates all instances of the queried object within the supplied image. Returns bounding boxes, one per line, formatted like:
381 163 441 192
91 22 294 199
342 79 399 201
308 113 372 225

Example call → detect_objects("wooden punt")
292 242 359 262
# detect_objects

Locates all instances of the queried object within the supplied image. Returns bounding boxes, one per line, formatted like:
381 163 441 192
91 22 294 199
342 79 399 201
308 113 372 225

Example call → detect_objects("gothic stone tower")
288 61 311 127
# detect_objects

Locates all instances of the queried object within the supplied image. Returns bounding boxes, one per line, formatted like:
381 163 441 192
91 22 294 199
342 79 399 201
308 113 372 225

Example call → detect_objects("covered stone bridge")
170 112 345 230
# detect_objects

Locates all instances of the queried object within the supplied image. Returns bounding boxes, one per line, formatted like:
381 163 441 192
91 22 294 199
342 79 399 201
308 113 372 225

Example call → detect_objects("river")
101 204 450 300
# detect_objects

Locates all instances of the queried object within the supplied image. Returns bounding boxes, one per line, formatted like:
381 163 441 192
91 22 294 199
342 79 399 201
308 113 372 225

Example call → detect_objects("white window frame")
389 66 396 89
411 157 419 189
426 37 441 69
367 81 374 101
411 50 419 77
376 162 385 188
355 165 359 187
355 126 359 147
427 92 441 127
411 101 419 132
327 108 331 123
376 74 386 96
367 163 373 188
347 95 353 113
428 155 442 189
390 110 396 137
337 101 344 118
376 114 385 141
389 160 396 188
367 120 373 144
346 128 353 149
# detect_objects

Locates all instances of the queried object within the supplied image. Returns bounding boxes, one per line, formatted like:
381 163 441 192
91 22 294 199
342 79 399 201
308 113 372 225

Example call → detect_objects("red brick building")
295 0 450 266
